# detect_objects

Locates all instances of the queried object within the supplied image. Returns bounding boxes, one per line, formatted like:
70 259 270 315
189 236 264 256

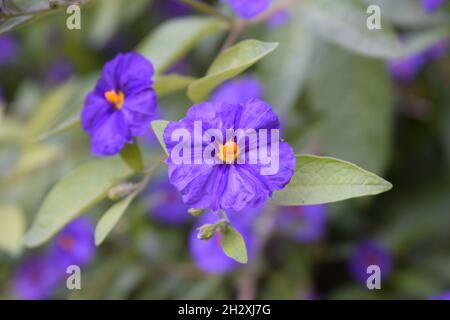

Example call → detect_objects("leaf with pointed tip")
24 157 134 247
0 205 25 256
271 155 393 206
188 40 278 103
120 141 144 172
151 120 170 156
220 225 248 264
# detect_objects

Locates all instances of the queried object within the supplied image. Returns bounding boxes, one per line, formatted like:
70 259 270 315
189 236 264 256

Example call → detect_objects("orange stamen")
218 141 239 164
105 90 125 110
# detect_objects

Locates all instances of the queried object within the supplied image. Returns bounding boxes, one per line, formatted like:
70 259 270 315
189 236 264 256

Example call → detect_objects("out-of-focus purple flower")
211 76 263 104
163 99 295 212
223 0 271 19
155 0 193 18
0 35 20 66
81 52 158 156
49 217 95 267
421 0 446 12
13 255 63 300
165 57 191 75
429 291 450 300
189 209 259 274
147 177 191 225
267 10 289 28
348 242 393 284
277 205 328 243
425 39 450 59
45 57 75 86
387 53 427 82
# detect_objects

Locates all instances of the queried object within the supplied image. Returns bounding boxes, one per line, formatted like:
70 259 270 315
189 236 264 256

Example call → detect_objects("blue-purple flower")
45 57 75 86
429 291 450 300
163 99 296 212
81 52 158 156
421 0 446 12
49 217 95 267
348 242 393 284
388 39 449 82
267 10 290 28
147 177 192 225
223 0 271 19
277 205 328 243
189 209 258 274
155 0 193 18
13 254 63 300
211 76 263 104
0 35 20 66
13 217 95 300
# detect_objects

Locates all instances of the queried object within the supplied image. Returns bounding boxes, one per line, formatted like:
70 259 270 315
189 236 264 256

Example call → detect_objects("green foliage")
138 16 226 73
120 141 144 173
24 158 134 247
151 120 169 155
272 155 392 206
188 40 278 103
219 225 248 264
0 205 25 256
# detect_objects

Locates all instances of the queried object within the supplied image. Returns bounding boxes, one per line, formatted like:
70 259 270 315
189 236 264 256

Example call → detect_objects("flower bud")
188 208 206 217
197 224 217 240
107 182 136 201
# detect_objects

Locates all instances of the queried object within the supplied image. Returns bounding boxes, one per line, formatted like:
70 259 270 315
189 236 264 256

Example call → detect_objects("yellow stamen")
105 90 125 110
218 141 239 164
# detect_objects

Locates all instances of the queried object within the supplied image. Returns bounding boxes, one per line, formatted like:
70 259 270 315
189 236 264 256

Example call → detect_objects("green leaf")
0 205 25 256
307 43 393 173
120 141 144 172
297 0 402 58
88 0 124 48
138 16 226 73
24 157 134 247
220 225 248 264
259 4 314 116
94 193 136 246
151 120 170 155
271 155 393 206
188 40 278 103
154 74 197 96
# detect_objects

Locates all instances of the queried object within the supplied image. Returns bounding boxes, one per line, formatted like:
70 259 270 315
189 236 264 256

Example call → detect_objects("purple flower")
189 209 258 274
0 35 20 66
163 99 296 212
211 76 263 104
348 242 393 284
81 52 158 156
267 10 290 28
277 205 328 243
223 0 271 19
147 177 191 225
49 217 95 267
387 53 427 82
45 57 75 86
13 254 63 300
429 291 450 300
155 0 193 18
425 39 450 60
421 0 446 12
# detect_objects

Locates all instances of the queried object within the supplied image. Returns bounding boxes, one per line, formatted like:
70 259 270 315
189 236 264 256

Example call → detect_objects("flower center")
218 141 239 164
105 90 125 110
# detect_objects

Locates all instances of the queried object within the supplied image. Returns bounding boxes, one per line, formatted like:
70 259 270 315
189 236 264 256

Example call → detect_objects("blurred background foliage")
0 0 450 299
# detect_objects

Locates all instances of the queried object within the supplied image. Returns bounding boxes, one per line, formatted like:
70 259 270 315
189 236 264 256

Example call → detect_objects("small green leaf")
138 16 226 73
188 40 278 103
24 157 134 247
151 120 170 156
154 74 197 96
94 192 136 246
271 155 393 206
0 205 25 256
220 225 248 264
120 140 144 172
